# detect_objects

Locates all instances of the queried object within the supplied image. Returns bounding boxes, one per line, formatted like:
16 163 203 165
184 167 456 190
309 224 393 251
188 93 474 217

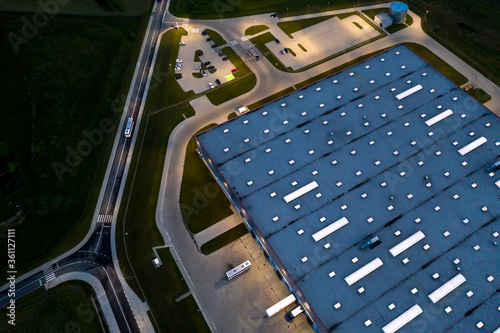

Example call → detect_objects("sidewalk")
194 212 243 246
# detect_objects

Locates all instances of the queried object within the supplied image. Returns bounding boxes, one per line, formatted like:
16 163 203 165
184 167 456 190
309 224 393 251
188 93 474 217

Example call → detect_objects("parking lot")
175 28 238 94
266 14 382 70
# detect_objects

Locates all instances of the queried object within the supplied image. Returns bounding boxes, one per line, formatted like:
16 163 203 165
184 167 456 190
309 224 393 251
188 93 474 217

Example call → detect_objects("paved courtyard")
176 26 238 94
266 14 381 70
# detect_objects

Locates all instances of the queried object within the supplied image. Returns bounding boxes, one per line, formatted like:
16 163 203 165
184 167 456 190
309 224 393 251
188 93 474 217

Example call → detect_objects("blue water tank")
389 2 409 24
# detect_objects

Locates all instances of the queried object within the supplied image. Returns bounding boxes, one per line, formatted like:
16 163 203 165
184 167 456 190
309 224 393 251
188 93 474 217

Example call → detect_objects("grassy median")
245 25 269 36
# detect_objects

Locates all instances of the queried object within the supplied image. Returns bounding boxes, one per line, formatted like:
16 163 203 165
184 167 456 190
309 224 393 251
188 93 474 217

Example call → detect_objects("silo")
388 2 409 24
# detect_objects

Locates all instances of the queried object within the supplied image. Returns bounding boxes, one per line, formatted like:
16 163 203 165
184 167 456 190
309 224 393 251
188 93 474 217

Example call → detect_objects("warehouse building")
196 45 500 333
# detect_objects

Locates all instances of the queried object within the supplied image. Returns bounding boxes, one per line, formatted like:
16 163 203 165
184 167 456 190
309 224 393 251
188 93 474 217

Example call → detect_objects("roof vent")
299 95 304 99
223 128 229 133
316 87 321 91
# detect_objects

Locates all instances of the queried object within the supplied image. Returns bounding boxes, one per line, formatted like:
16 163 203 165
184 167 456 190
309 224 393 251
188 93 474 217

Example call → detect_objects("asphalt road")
0 0 168 331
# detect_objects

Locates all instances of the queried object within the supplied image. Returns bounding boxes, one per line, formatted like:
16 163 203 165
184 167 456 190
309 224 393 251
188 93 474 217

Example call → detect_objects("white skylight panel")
495 179 500 188
458 137 487 155
425 109 453 126
389 231 426 257
395 84 423 100
283 181 318 203
312 217 349 242
344 257 383 286
382 305 423 333
428 274 466 303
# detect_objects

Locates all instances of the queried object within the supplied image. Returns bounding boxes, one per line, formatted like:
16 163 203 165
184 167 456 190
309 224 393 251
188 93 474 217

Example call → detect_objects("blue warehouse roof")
197 45 500 332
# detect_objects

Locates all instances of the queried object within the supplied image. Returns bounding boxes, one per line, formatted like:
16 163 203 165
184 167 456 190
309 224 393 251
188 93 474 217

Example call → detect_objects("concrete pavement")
194 213 243 247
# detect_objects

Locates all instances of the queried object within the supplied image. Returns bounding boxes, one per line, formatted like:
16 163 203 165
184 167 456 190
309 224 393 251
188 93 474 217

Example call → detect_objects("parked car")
222 57 228 61
231 68 238 73
211 44 217 49
201 31 208 36
194 65 201 70
275 38 280 44
215 48 221 52
464 84 474 91
201 70 207 77
208 82 214 89
206 37 212 42
270 13 277 17
284 48 289 53
175 74 182 80
215 79 221 85
175 59 182 63
179 42 185 46
197 51 203 56
204 61 211 66
207 65 215 70
218 52 225 56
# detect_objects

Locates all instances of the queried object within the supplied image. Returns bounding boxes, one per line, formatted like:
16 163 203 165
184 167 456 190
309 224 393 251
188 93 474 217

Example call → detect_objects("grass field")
201 223 249 255
228 112 238 120
404 43 468 86
0 281 102 332
180 125 233 234
0 13 143 276
207 74 257 106
278 15 336 37
116 102 204 330
143 28 195 113
169 0 378 19
244 25 269 36
298 43 307 52
0 0 152 16
408 0 500 84
202 29 226 46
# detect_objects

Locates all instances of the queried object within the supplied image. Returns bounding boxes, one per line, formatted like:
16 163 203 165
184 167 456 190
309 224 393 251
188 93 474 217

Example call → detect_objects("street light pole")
424 10 429 29
307 4 309 14
327 2 330 11
287 7 289 17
